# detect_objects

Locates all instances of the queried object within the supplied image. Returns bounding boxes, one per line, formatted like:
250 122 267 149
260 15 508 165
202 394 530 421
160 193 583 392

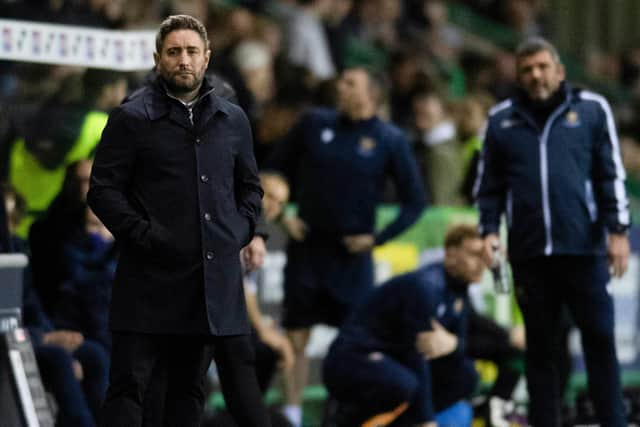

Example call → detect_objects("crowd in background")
2 0 640 425
3 0 640 209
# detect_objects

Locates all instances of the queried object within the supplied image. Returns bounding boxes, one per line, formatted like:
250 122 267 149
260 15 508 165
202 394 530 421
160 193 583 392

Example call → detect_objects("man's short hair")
444 224 480 249
515 37 561 64
155 14 209 54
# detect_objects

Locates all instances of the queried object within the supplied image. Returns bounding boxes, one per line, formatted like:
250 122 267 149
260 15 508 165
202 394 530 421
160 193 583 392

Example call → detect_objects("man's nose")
530 67 542 80
178 51 190 65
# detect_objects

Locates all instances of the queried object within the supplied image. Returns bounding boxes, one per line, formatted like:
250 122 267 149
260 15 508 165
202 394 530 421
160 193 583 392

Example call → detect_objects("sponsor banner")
0 19 155 70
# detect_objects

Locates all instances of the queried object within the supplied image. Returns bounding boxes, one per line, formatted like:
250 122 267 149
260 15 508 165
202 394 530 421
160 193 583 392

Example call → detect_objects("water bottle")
491 243 510 294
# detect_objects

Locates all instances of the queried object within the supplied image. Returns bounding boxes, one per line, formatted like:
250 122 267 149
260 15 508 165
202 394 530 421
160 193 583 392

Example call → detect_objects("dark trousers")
467 307 524 400
512 255 625 427
323 344 476 426
36 340 109 427
100 332 271 427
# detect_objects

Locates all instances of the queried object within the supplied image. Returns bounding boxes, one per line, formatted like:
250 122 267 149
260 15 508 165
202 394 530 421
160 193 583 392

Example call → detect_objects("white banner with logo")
0 19 155 70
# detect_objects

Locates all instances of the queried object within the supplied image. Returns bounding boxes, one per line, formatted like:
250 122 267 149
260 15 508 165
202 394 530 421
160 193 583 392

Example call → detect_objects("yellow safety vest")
9 111 108 237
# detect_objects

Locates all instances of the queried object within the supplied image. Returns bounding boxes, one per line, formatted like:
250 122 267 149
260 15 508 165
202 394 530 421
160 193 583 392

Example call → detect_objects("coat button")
200 174 209 183
206 251 214 260
204 212 212 221
196 137 201 144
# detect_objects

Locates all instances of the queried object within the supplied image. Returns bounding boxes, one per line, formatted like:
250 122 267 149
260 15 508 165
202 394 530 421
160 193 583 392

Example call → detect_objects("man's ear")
153 52 159 67
205 49 211 66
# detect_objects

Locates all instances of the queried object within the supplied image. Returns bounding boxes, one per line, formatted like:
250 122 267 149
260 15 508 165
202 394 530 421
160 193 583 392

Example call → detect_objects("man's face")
445 238 486 284
413 95 444 132
261 177 289 222
154 29 210 96
336 69 373 117
517 49 565 102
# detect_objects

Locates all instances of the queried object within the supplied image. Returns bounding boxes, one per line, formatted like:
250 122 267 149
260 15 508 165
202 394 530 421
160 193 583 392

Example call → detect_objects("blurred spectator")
388 48 437 130
254 101 307 166
284 0 336 82
28 159 94 316
488 51 518 101
401 0 466 98
231 40 276 117
454 93 493 204
336 0 400 71
164 0 209 23
621 45 640 87
585 49 622 82
421 0 464 61
3 184 108 427
324 0 354 72
323 224 483 426
411 90 463 205
267 67 425 426
346 0 402 51
502 0 546 37
208 7 260 113
8 69 127 236
208 6 256 52
53 205 116 351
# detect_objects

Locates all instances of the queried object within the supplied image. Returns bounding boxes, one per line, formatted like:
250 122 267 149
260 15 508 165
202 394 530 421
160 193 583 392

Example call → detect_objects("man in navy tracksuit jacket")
267 67 425 425
474 37 630 426
323 225 483 427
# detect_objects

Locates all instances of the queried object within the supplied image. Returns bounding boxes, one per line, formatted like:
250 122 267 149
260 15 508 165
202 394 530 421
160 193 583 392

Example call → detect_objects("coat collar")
509 81 574 130
511 81 574 115
143 74 232 126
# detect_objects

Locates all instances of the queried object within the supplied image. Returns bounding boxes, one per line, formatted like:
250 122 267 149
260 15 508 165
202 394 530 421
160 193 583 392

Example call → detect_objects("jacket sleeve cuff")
607 222 630 234
479 223 499 237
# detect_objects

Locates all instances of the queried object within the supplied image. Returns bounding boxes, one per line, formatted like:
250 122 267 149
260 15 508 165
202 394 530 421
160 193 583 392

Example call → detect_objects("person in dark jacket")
3 184 108 427
323 224 483 427
474 37 630 427
53 207 117 352
267 66 426 426
29 159 94 316
87 15 267 427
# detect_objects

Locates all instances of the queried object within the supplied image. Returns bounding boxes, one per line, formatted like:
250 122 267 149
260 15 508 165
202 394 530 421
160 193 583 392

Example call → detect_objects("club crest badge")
563 110 581 127
453 298 464 314
358 137 377 156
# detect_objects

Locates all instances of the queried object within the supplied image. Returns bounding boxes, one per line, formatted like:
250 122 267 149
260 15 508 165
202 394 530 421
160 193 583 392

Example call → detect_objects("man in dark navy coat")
475 37 630 426
88 15 268 427
267 67 426 426
323 224 482 426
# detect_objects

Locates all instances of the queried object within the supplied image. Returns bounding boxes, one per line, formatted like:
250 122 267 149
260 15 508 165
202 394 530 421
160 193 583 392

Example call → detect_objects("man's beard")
163 71 203 96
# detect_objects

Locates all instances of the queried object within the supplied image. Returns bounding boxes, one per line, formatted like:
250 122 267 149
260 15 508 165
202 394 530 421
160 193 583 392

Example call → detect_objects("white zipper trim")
540 104 568 256
579 91 630 226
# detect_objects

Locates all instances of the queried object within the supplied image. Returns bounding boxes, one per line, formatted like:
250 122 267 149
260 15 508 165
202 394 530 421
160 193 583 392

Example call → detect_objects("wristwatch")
610 223 630 235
